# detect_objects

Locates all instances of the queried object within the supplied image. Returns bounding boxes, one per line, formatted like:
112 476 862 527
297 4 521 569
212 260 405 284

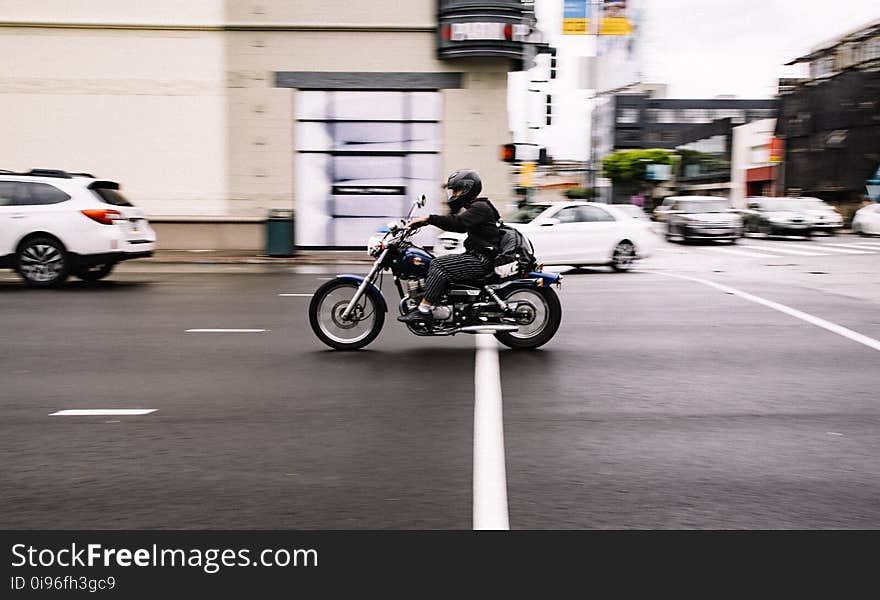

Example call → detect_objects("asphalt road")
2 234 879 529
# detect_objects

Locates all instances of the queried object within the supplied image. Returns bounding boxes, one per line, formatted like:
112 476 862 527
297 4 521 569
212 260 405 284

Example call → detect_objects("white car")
852 203 880 236
0 169 156 287
433 201 660 271
793 196 844 234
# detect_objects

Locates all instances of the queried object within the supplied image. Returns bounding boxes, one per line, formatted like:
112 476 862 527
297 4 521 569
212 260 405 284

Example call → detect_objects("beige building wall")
1 0 519 248
0 0 225 25
0 3 230 218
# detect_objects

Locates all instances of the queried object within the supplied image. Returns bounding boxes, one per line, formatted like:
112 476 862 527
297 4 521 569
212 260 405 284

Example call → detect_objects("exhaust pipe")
455 324 519 334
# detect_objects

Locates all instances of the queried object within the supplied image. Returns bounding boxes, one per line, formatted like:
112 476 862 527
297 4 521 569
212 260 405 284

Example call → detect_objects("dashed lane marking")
278 293 314 297
740 244 827 256
50 409 157 416
803 245 872 254
822 242 880 251
707 247 778 258
186 329 269 333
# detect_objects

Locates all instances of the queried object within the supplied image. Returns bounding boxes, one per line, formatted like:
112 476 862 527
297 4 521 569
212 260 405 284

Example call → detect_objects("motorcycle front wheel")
495 286 562 350
309 280 385 350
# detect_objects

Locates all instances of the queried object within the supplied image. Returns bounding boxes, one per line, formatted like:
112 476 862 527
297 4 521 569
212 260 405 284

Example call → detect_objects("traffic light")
546 94 552 126
500 143 516 163
538 147 550 165
549 47 557 80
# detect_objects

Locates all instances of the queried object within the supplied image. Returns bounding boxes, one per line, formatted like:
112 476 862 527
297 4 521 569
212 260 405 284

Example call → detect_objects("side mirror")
417 194 426 208
541 218 560 227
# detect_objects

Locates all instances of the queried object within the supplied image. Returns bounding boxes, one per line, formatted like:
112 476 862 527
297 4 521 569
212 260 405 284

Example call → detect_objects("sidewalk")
135 249 374 265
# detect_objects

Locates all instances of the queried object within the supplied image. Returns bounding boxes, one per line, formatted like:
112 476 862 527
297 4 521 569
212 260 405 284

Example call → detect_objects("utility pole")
587 1 602 198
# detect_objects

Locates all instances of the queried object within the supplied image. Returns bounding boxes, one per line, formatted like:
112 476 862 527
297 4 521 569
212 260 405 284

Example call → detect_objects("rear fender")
495 271 562 292
335 274 388 312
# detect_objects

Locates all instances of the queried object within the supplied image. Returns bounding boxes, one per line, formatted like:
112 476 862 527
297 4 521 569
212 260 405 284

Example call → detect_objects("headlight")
367 234 385 257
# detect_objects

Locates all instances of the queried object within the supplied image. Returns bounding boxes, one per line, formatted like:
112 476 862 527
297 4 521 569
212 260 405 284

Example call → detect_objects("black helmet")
445 169 482 203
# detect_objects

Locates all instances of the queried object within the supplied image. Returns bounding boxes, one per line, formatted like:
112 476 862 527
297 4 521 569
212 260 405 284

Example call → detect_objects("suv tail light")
81 209 123 225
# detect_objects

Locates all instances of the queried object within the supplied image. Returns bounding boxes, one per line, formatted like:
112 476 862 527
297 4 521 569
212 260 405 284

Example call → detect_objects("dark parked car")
741 197 815 238
665 196 743 243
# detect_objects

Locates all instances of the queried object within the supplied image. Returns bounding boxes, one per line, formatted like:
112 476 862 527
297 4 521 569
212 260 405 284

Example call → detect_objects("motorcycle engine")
404 278 425 301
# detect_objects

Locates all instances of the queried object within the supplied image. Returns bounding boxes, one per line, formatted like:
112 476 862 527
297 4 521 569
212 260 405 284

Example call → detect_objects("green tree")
562 186 599 199
601 148 676 186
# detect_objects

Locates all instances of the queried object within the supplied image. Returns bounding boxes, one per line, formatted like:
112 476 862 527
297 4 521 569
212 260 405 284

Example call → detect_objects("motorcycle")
308 195 563 351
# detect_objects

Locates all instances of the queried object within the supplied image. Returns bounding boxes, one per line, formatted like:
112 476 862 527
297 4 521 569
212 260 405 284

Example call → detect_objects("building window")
661 131 677 143
617 108 639 124
619 130 640 144
647 108 679 123
681 109 710 123
864 38 880 62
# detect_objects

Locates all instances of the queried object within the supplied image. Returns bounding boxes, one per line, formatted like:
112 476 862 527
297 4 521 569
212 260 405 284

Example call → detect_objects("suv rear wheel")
16 236 70 288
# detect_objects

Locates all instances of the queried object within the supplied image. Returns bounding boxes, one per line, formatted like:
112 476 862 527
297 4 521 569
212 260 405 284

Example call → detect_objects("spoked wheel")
16 236 69 288
308 279 385 350
495 287 562 350
611 240 636 272
76 263 115 282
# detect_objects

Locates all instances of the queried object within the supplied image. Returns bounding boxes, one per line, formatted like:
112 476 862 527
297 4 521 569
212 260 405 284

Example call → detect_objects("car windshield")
679 200 729 213
760 198 804 211
507 204 550 223
799 198 831 210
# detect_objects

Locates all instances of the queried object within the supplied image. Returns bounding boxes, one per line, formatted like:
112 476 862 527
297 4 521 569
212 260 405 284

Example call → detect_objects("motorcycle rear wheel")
309 280 384 350
494 286 562 350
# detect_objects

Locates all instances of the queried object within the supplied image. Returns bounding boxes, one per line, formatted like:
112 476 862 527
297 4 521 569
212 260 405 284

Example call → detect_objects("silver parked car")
664 196 743 243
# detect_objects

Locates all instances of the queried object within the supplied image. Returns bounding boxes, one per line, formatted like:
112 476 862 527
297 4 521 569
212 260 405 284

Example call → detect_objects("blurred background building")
730 118 779 209
0 0 543 249
775 17 880 211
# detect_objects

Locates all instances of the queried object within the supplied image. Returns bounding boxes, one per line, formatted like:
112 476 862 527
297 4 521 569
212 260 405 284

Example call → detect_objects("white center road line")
186 329 269 333
655 272 880 353
473 333 510 530
707 247 779 258
50 409 157 416
740 244 827 256
278 293 314 297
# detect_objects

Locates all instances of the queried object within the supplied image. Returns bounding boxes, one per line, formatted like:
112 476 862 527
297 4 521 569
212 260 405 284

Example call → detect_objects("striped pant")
424 252 492 304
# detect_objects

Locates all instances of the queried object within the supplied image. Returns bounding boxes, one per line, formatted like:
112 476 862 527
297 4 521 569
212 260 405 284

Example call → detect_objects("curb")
131 255 374 265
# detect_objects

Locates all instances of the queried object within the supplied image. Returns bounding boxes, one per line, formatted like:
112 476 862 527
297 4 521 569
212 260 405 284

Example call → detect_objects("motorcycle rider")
398 169 501 324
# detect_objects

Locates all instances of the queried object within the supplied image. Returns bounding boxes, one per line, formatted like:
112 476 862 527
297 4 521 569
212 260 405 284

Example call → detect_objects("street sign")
645 164 672 181
519 163 536 188
563 0 590 35
769 137 784 163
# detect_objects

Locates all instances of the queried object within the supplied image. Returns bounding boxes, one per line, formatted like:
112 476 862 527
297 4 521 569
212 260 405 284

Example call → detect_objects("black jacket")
427 198 501 256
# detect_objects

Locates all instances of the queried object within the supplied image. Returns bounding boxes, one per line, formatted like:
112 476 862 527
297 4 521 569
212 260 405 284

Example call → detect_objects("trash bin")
265 209 295 257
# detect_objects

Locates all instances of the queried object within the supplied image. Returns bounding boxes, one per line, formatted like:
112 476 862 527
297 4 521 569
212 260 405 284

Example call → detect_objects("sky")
536 0 880 98
519 0 879 159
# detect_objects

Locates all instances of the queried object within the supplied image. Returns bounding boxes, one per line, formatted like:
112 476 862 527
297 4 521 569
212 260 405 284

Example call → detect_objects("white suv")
0 169 156 287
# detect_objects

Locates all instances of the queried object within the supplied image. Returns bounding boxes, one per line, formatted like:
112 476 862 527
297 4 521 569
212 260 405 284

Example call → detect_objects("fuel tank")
393 246 433 279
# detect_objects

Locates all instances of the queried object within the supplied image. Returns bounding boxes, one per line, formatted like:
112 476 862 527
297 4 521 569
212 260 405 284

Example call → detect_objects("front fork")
340 249 388 321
